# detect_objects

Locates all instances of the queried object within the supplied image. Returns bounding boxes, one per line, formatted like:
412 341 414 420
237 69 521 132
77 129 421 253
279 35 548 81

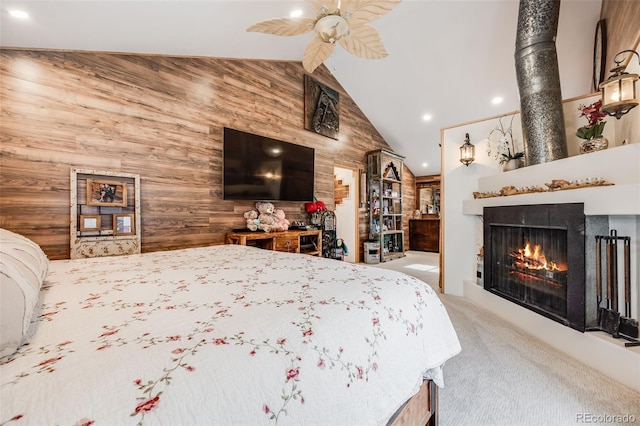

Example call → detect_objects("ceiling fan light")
315 14 349 44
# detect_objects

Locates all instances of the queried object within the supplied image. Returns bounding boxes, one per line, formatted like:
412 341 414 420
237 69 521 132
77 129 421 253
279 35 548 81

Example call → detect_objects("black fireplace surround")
483 203 586 331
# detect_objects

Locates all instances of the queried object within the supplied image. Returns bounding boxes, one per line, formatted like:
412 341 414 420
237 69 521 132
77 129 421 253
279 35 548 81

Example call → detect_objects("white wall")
442 119 501 296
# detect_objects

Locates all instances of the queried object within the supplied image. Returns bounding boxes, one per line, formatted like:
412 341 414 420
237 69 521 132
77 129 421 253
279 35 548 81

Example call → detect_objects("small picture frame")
79 215 101 231
86 179 127 207
113 213 135 236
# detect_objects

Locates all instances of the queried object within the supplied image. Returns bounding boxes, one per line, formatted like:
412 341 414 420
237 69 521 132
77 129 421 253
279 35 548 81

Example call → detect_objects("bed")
0 228 461 425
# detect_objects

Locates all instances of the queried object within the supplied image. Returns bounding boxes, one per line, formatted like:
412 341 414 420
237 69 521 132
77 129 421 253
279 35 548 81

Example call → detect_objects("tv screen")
223 128 315 201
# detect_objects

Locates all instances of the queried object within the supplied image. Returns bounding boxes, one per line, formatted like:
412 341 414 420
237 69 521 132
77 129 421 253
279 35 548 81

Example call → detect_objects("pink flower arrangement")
576 100 607 140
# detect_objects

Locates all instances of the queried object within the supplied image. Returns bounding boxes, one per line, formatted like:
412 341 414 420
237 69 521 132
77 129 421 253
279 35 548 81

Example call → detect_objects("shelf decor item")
576 99 608 154
86 179 127 207
485 114 524 171
79 215 101 231
113 214 135 236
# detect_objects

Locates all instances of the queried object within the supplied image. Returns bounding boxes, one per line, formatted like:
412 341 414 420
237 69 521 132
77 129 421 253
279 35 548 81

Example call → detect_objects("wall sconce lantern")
459 133 475 166
600 50 640 119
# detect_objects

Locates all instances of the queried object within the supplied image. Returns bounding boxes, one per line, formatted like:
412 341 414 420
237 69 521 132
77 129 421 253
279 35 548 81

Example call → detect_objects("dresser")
225 229 322 256
409 219 440 252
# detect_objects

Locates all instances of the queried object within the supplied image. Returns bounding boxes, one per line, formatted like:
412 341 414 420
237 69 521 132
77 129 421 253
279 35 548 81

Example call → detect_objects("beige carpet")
370 251 640 426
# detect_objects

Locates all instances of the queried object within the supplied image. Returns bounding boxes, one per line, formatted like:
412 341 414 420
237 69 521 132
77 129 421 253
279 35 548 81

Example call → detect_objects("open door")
333 166 358 263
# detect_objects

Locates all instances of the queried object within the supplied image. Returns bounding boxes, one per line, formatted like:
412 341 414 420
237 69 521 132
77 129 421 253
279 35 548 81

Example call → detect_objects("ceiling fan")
247 0 401 73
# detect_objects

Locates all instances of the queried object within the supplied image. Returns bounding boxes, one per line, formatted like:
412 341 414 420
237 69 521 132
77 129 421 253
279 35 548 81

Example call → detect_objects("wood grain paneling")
402 164 416 249
601 0 640 74
0 49 415 259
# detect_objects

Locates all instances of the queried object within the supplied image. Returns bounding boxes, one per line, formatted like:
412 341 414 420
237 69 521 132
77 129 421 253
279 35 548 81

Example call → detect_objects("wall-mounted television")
223 128 315 201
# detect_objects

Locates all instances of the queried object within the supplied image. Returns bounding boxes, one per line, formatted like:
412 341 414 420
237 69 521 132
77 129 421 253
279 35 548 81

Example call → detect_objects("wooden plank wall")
402 164 416 246
601 0 640 75
0 49 415 260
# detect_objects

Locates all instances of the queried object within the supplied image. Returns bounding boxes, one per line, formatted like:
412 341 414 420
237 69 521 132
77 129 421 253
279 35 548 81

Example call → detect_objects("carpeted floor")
370 251 640 426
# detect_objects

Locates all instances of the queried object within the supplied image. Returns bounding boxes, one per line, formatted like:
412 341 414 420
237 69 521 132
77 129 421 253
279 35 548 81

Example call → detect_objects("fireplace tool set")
591 230 639 347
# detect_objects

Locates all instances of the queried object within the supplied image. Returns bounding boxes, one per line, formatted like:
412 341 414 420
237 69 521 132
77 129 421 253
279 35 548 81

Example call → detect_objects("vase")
579 136 608 154
502 158 523 172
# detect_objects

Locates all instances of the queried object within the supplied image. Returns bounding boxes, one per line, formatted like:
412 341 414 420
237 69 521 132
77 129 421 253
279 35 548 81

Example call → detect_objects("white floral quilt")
1 244 460 425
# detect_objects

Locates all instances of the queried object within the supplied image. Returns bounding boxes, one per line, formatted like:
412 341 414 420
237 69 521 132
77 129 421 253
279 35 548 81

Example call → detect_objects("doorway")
333 166 358 263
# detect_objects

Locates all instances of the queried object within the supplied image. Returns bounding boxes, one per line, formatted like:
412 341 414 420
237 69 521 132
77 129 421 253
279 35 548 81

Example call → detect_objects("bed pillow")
0 228 49 358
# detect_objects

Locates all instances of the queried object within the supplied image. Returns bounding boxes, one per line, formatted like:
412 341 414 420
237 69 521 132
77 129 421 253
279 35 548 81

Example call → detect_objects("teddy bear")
274 209 290 231
243 209 259 231
255 202 279 232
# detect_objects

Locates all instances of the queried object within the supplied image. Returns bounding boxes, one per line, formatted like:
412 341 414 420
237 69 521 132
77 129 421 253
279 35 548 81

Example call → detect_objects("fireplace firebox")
483 204 585 331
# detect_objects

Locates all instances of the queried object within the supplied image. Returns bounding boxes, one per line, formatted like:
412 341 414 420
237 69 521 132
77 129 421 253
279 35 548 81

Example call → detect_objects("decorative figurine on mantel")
472 177 614 199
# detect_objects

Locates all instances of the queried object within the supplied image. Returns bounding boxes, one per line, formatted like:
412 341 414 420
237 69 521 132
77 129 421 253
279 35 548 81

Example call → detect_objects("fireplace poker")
619 236 639 341
599 233 621 337
595 236 602 313
605 234 612 311
610 230 618 313
624 237 631 318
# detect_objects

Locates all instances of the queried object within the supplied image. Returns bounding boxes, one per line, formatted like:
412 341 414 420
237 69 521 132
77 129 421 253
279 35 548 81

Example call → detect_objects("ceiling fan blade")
343 0 401 27
307 0 341 15
339 24 388 59
337 0 358 15
246 17 315 36
303 37 336 73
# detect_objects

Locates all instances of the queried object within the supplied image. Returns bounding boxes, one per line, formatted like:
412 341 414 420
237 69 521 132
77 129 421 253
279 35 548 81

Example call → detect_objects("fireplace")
483 203 585 331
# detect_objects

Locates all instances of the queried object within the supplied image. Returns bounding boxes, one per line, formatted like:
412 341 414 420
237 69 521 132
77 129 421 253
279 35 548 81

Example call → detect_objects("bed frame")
388 379 438 426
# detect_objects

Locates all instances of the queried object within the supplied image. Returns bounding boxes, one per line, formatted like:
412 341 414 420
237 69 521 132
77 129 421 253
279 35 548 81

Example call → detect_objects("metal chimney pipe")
515 0 568 165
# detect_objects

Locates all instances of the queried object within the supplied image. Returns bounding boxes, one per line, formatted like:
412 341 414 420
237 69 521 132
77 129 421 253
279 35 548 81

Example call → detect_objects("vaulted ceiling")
0 0 602 176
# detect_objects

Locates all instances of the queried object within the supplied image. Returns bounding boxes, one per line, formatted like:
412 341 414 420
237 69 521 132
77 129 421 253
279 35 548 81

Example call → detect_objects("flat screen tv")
223 128 315 201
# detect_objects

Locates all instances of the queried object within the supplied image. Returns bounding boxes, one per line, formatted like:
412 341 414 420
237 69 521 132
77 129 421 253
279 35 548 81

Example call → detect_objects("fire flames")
510 241 567 272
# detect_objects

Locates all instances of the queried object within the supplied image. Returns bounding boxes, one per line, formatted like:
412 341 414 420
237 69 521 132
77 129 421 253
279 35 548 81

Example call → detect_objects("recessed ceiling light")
492 97 503 105
9 10 29 19
422 162 428 168
422 114 432 121
290 9 303 17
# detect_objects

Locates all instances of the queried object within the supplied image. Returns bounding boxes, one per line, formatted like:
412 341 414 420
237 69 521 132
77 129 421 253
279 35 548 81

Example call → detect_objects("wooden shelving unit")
367 149 405 262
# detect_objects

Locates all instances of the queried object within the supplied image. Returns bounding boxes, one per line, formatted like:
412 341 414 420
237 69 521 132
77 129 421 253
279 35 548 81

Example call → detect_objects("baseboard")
463 280 640 393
